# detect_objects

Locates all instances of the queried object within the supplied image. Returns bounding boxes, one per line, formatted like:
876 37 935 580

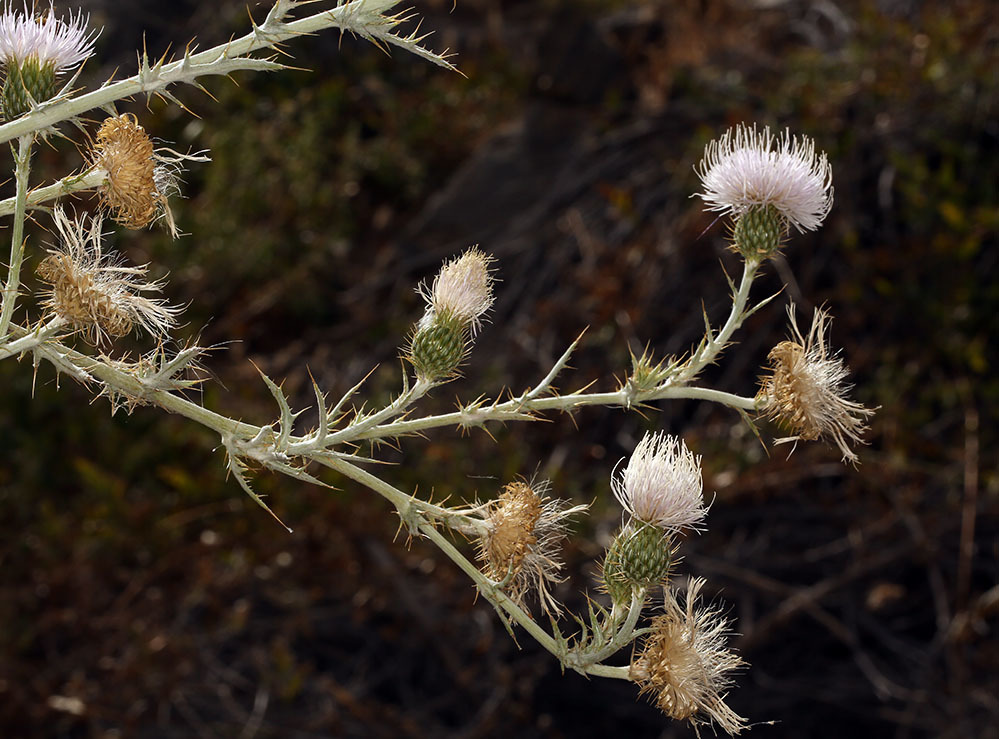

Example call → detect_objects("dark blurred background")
1 0 996 736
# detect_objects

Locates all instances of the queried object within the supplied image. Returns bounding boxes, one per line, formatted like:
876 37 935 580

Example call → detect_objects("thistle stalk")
0 134 33 339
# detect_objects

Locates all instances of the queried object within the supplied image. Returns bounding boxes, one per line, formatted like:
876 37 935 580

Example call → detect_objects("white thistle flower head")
758 304 874 464
630 578 747 735
420 246 495 334
36 208 180 343
0 2 95 70
696 123 833 234
612 432 707 533
0 2 97 118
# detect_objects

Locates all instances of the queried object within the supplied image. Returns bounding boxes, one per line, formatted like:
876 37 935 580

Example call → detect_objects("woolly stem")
0 135 34 339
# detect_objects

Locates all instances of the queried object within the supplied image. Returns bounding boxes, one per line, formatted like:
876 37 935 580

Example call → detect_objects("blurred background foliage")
0 0 996 736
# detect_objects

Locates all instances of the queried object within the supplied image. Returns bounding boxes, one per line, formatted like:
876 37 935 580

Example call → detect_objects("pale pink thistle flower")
612 432 707 533
697 124 833 233
420 246 495 335
0 2 97 118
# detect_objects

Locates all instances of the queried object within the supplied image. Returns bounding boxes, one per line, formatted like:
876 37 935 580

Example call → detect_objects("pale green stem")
0 1 455 146
349 385 759 442
567 588 647 669
0 168 107 217
0 135 34 339
326 456 638 680
0 316 64 360
674 257 760 384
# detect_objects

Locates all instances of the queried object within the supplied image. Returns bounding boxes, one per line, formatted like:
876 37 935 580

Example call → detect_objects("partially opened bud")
602 521 675 608
408 248 495 382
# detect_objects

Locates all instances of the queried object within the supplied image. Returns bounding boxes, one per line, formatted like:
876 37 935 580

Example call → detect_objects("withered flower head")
36 208 180 343
631 578 747 735
758 305 874 464
476 480 586 617
89 113 186 235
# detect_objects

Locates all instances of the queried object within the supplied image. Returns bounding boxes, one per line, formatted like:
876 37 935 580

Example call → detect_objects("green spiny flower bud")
2 58 57 119
409 310 467 382
733 204 784 259
602 522 674 608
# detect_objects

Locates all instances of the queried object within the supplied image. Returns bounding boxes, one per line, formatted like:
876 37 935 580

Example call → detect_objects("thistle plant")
0 2 875 734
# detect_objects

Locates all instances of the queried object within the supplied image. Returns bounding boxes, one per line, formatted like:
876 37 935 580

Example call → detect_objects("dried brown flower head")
758 305 874 464
36 208 180 343
89 114 181 234
476 480 586 616
631 578 747 735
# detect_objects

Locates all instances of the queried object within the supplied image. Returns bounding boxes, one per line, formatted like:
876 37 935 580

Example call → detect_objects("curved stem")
675 257 760 384
0 135 34 340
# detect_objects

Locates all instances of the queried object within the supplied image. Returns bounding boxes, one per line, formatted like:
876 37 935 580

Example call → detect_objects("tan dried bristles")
630 578 747 735
36 208 180 343
90 114 179 234
476 480 586 617
758 305 874 464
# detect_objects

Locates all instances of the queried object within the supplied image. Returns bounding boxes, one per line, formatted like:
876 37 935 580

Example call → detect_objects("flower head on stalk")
612 432 707 534
89 114 199 237
36 208 180 343
408 247 495 382
696 124 833 257
0 2 98 119
476 480 586 617
758 305 874 464
630 578 747 735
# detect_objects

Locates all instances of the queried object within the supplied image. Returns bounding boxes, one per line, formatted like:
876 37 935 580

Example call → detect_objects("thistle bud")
409 310 467 382
0 4 97 119
602 522 675 608
408 248 494 382
732 204 783 258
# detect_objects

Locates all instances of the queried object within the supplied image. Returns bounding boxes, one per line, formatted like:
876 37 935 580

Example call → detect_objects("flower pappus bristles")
631 578 747 735
36 208 180 343
89 114 191 236
421 246 495 334
476 480 586 617
612 432 707 534
0 2 97 119
696 124 833 242
758 305 874 464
